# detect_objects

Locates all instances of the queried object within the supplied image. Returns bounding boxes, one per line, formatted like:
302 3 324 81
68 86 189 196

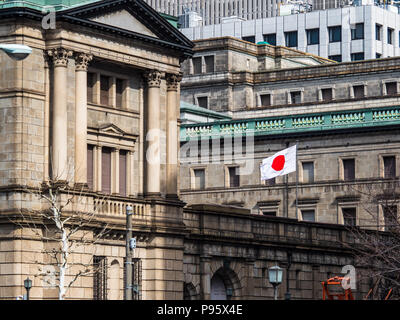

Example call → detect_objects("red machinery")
321 276 354 300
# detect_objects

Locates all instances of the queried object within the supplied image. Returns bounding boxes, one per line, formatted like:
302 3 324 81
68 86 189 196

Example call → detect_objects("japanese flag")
260 145 297 181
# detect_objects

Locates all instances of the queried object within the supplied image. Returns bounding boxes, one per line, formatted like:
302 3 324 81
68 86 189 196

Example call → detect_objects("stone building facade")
0 0 374 300
0 0 193 300
179 37 400 230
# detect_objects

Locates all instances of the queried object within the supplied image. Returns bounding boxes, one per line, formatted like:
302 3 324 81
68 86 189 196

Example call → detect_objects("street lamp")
24 277 32 300
0 44 32 61
268 265 283 300
125 205 134 300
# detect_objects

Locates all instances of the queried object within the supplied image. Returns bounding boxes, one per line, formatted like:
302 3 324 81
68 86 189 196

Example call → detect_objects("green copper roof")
0 0 101 11
180 101 231 120
180 106 400 141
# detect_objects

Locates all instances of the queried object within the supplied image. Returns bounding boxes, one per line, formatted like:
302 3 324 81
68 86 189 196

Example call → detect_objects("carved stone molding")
166 73 183 91
47 48 73 67
75 52 93 71
143 70 162 88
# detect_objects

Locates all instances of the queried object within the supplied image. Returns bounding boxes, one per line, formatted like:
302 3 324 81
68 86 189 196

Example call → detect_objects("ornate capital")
166 73 183 91
75 52 93 71
47 48 73 67
143 70 162 88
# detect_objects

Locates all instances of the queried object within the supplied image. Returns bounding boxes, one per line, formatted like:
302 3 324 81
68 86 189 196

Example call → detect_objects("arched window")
109 260 121 300
211 273 227 300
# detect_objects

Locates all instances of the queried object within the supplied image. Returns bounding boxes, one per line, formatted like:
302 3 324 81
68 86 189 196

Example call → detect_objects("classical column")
166 73 182 198
74 52 93 187
47 48 73 181
143 70 162 197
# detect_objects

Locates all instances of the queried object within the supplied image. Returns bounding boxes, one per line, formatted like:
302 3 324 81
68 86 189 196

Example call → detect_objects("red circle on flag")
271 155 285 171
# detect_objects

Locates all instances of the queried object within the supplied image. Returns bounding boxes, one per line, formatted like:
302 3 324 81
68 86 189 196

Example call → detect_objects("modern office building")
180 4 400 62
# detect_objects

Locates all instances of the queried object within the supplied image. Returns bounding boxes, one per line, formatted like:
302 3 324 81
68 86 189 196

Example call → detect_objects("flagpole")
295 141 299 220
285 142 289 218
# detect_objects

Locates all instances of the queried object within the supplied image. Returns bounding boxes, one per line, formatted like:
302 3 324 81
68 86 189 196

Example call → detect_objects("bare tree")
14 180 111 300
342 178 400 300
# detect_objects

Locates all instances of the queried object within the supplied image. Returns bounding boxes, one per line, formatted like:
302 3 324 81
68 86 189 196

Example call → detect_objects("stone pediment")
98 123 126 136
60 0 193 51
89 9 158 38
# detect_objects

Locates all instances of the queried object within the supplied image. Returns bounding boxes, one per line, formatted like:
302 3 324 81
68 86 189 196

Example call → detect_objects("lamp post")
285 252 292 300
125 205 135 300
0 44 32 60
24 277 32 300
268 265 283 300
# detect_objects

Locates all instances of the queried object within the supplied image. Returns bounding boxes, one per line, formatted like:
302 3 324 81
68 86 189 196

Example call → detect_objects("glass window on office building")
328 55 342 62
328 26 341 43
388 28 394 45
376 24 382 41
351 23 364 40
351 52 364 61
192 57 202 74
263 33 276 45
204 56 214 73
343 159 355 181
306 28 319 45
302 162 314 183
285 31 298 47
242 36 255 43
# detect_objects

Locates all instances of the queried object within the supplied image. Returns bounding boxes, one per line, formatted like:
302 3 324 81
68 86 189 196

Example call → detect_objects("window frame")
341 158 356 181
328 26 341 43
226 165 240 188
306 28 319 45
351 23 364 40
284 31 298 48
190 167 207 190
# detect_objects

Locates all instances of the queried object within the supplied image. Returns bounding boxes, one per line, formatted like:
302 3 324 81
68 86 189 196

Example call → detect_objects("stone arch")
108 259 121 300
183 282 198 300
210 267 242 300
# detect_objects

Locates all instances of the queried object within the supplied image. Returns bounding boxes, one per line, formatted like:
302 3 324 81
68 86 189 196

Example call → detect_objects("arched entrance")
210 267 241 300
211 273 227 300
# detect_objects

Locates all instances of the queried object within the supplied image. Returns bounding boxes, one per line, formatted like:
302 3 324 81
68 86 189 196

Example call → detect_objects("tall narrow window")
204 56 215 73
87 145 94 190
388 28 394 45
119 150 127 196
302 162 314 183
351 23 364 40
383 206 397 232
102 147 112 194
116 78 125 108
100 75 110 106
328 26 341 43
302 210 315 222
343 159 355 181
93 256 107 300
306 28 319 45
376 24 382 41
87 72 96 104
229 167 240 188
193 169 205 190
285 31 298 47
383 156 396 178
343 208 356 226
192 57 202 74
